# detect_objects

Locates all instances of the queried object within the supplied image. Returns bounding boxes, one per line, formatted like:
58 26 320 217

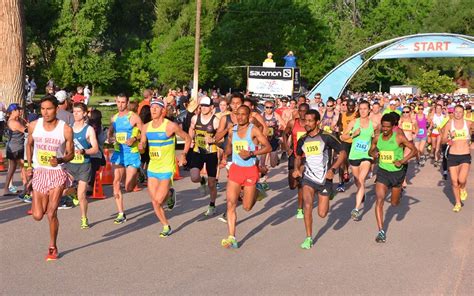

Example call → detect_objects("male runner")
336 99 357 192
140 99 191 236
28 95 74 260
188 96 221 216
220 105 271 248
369 113 417 243
293 110 346 249
108 93 143 224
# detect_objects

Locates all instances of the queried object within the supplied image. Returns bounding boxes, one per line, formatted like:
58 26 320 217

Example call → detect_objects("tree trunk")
0 0 25 107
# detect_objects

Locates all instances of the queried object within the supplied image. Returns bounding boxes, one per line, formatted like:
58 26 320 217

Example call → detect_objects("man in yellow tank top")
336 99 356 192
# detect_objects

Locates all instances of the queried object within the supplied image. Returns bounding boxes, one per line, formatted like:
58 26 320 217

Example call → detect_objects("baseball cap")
7 103 22 113
267 52 273 56
55 90 67 104
150 99 165 108
199 96 212 106
389 100 396 105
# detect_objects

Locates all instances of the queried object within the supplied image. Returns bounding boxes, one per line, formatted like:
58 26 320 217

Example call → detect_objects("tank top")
416 114 427 139
6 121 24 153
193 114 217 154
146 119 175 174
321 112 334 133
32 118 66 170
342 112 357 143
113 112 139 153
432 113 445 135
70 124 92 164
377 132 404 172
232 124 256 167
450 120 470 141
291 119 306 152
263 113 279 138
349 118 373 160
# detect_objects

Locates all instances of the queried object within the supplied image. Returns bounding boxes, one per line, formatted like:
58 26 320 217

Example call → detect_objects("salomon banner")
247 67 294 96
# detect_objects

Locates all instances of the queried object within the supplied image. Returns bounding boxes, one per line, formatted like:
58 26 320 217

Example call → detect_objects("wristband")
249 151 255 157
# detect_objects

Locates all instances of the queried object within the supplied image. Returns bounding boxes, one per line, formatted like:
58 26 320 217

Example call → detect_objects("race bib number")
195 131 207 149
453 129 467 140
379 151 394 163
268 127 274 137
296 131 306 141
37 150 56 167
149 146 162 160
304 141 321 156
323 125 332 133
116 132 127 144
233 140 248 154
402 122 413 131
418 128 425 135
71 152 85 164
354 139 369 152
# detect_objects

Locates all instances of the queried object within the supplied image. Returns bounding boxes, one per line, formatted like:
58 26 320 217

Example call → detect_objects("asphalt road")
1 155 472 295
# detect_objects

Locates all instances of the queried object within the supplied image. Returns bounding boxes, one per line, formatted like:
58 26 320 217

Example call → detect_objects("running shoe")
426 144 432 152
45 247 58 261
460 189 468 201
58 197 73 210
81 217 89 229
159 225 173 237
218 212 227 223
296 208 304 219
204 205 217 216
256 183 267 201
351 208 361 221
452 203 462 212
300 237 313 249
71 194 79 207
113 213 127 224
23 194 32 203
17 193 25 201
166 188 176 210
261 181 270 191
215 182 222 191
221 235 238 249
8 185 18 194
375 230 386 243
443 171 448 180
26 209 32 215
336 183 345 192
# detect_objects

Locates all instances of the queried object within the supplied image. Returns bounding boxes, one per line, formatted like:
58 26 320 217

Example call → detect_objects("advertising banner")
247 67 294 96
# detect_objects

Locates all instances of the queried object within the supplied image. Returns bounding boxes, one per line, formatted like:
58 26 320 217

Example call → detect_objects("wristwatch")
249 151 255 157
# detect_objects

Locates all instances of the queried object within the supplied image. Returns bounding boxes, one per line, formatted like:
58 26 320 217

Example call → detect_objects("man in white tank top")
26 95 74 261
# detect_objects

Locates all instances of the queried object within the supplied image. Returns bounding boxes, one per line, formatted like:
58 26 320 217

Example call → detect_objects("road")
1 155 472 295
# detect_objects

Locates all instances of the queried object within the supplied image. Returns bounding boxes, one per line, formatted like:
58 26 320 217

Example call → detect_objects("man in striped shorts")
26 95 74 261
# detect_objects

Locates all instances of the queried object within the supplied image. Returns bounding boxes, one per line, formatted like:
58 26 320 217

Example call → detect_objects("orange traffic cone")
173 157 183 180
91 168 106 199
0 152 6 172
101 150 113 185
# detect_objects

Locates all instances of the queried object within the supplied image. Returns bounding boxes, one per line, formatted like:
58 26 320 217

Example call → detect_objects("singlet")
113 112 139 153
32 118 66 170
232 124 256 167
146 119 175 174
263 113 279 138
348 118 373 160
416 114 427 139
193 114 217 154
291 119 306 152
376 132 404 172
464 112 473 122
321 112 334 133
6 122 24 153
432 113 445 135
70 124 92 164
341 112 357 143
450 120 470 141
296 131 342 185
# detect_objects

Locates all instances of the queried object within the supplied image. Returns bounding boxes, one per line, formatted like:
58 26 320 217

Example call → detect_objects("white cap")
199 96 212 106
55 90 67 103
389 100 396 105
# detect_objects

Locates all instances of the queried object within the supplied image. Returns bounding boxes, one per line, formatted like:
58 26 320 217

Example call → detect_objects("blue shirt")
283 55 297 68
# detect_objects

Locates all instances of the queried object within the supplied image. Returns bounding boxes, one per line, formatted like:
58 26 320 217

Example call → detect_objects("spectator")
28 78 37 103
54 91 74 126
283 51 297 68
264 52 274 63
72 86 85 103
137 89 153 115
87 109 106 195
128 100 139 113
84 85 91 105
0 100 6 143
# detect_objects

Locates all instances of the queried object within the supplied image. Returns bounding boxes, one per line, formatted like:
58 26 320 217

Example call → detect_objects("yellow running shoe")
452 203 462 212
221 236 238 249
460 189 467 201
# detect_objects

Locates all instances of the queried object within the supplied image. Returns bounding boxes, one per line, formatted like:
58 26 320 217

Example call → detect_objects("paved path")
1 154 472 295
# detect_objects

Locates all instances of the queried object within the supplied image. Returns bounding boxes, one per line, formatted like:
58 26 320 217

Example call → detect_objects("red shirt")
72 94 85 103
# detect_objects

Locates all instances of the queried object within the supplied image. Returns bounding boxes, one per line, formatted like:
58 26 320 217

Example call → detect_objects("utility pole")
192 0 202 100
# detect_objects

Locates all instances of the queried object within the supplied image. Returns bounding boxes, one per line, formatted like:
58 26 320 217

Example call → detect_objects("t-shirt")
296 131 342 184
283 55 297 68
72 94 85 103
57 109 74 127
137 99 150 115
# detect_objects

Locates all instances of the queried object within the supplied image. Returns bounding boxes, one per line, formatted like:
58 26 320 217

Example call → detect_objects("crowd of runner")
3 89 473 260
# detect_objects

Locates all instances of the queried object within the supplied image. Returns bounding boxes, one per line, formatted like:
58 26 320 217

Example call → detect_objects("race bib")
379 151 394 163
453 129 467 140
296 131 306 141
304 141 321 156
37 150 56 167
418 128 425 135
70 152 85 164
323 125 332 133
149 146 162 160
195 131 207 149
354 139 369 152
233 140 248 154
402 122 413 131
268 127 274 137
116 132 127 144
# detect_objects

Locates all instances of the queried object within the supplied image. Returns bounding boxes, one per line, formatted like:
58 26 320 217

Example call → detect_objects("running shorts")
228 163 259 186
32 168 73 195
341 142 352 156
349 158 373 167
6 148 24 161
147 171 173 180
188 151 218 178
375 166 406 189
111 151 141 169
66 163 91 183
447 154 471 168
269 138 280 152
301 178 333 197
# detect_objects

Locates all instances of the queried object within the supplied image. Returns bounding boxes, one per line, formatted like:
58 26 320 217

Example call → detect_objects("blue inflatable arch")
307 33 474 102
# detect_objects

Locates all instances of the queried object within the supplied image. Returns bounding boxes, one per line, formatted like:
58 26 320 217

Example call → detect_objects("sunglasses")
265 106 273 109
418 108 424 110
327 105 334 107
403 111 410 113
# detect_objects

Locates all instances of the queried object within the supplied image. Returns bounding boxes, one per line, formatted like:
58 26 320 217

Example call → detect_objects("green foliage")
408 69 457 93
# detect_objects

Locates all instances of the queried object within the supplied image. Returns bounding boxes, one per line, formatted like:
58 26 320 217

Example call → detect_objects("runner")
220 105 271 249
27 95 74 260
67 103 99 229
369 113 417 243
441 105 472 212
292 110 346 249
341 101 378 221
282 103 309 219
337 99 357 192
398 105 419 187
243 97 268 134
139 99 191 236
428 104 446 166
188 96 220 216
107 93 143 224
414 104 428 166
4 104 26 196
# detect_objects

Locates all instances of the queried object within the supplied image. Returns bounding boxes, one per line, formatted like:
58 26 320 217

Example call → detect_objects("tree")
0 0 25 105
408 69 457 93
